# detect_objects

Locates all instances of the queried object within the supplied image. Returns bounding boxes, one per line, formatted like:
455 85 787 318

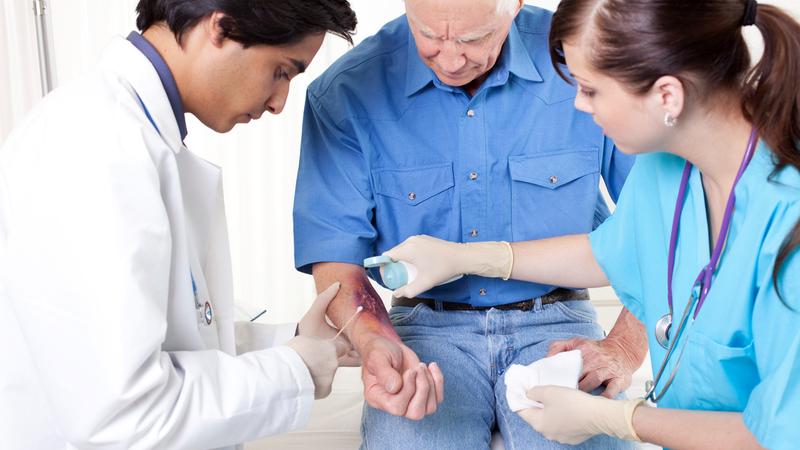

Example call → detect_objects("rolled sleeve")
588 159 645 321
293 91 377 273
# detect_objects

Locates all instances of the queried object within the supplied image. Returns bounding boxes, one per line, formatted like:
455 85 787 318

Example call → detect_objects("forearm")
604 308 647 371
312 262 400 348
509 234 608 288
634 407 764 449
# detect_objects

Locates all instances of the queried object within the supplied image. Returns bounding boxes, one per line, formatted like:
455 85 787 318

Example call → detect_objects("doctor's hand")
518 386 644 445
287 335 349 399
360 334 444 420
385 235 513 299
298 282 361 367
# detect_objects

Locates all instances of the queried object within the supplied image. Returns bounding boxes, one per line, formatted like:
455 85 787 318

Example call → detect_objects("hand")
359 334 444 420
547 337 636 398
287 335 349 399
518 386 644 445
297 282 361 366
385 235 512 298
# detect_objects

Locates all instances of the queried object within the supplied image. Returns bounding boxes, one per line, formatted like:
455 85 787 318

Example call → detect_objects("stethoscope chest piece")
655 313 672 349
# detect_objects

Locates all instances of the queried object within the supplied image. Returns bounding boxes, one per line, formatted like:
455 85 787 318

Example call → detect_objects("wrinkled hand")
518 386 643 445
547 337 636 398
360 334 444 420
297 282 361 367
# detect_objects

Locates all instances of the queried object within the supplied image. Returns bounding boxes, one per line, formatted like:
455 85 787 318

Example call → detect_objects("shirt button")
408 192 417 201
470 229 478 237
469 172 478 181
467 109 475 117
479 288 487 296
550 175 558 185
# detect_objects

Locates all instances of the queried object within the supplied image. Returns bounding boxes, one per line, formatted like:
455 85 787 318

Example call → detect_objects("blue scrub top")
293 6 633 306
589 143 800 449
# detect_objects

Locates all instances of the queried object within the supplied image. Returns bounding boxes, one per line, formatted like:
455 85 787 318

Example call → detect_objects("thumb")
367 351 403 394
526 386 549 403
547 338 578 357
396 280 425 299
308 282 341 318
392 285 411 299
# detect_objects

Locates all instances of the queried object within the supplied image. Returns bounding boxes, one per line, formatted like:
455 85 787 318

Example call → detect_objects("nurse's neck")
666 99 754 248
666 101 753 197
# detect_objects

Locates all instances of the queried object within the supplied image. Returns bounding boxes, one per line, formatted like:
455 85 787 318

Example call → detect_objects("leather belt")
391 288 589 311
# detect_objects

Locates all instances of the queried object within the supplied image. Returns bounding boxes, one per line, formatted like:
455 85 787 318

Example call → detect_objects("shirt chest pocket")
372 163 455 240
508 149 600 241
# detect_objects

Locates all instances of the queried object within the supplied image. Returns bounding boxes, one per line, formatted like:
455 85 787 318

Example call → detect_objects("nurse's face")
562 42 671 154
406 0 519 88
192 28 325 133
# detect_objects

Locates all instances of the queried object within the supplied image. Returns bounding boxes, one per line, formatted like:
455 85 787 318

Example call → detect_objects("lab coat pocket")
686 331 759 411
508 149 599 241
372 163 455 238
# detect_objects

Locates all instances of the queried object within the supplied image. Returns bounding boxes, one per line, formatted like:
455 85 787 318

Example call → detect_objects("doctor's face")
562 42 668 154
195 33 325 132
406 0 519 88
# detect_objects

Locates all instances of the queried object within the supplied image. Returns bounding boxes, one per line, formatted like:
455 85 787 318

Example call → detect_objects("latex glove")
547 328 643 398
360 334 445 420
297 282 361 366
518 386 645 445
384 235 513 298
287 335 348 399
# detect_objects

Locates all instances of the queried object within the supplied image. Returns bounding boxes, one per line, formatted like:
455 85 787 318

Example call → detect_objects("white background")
1 0 797 324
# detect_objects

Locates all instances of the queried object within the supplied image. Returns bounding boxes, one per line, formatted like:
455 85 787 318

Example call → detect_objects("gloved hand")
297 282 360 366
384 235 513 298
518 386 645 445
287 334 348 399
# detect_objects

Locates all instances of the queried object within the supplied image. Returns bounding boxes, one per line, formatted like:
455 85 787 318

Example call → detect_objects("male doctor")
0 1 357 449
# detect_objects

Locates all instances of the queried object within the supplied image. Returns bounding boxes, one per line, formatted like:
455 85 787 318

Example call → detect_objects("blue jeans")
361 299 634 450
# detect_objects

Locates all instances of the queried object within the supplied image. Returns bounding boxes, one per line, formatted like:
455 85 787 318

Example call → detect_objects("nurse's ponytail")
548 0 800 305
746 5 800 301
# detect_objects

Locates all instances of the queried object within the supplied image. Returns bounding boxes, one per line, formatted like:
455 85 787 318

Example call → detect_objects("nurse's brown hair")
548 0 800 303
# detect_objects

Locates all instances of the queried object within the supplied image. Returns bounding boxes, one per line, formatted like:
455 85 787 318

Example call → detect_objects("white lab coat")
0 37 314 450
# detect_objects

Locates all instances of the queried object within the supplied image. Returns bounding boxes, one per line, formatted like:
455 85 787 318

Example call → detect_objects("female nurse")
379 0 800 448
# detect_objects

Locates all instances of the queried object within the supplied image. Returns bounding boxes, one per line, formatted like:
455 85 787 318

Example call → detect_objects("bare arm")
634 407 764 450
311 262 398 348
510 234 608 288
311 262 444 419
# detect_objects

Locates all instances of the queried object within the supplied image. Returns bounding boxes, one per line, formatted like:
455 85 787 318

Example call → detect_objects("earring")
664 113 678 128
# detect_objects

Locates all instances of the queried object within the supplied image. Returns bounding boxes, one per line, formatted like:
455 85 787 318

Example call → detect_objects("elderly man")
293 0 646 448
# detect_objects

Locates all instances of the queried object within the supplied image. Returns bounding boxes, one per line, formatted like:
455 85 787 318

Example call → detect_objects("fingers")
418 363 438 416
391 285 410 299
396 281 425 299
338 349 362 367
525 385 549 403
429 362 445 404
311 282 341 313
405 368 431 420
332 335 350 358
365 367 417 416
547 338 582 357
601 377 625 399
516 407 543 427
578 367 608 393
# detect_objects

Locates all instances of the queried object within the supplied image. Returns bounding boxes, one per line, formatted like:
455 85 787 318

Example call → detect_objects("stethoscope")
644 127 758 403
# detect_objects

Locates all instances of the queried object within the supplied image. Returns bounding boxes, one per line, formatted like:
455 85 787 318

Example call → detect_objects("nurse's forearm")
311 262 400 349
633 407 764 449
509 234 608 288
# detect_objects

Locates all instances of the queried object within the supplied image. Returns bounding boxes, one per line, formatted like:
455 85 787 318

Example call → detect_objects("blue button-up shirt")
294 6 634 307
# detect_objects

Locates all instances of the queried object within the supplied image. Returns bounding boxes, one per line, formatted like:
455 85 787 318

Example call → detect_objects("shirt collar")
404 20 542 97
126 31 188 141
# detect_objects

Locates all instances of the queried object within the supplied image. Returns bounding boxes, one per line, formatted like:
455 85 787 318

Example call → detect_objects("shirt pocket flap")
373 163 455 206
509 148 599 190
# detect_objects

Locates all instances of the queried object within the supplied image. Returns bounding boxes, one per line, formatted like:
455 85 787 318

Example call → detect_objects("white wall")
0 0 797 323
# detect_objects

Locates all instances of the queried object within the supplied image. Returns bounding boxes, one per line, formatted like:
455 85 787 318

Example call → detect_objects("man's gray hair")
403 0 520 16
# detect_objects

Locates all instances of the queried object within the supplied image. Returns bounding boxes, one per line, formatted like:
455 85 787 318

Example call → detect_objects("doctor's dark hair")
548 0 800 305
135 0 357 47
